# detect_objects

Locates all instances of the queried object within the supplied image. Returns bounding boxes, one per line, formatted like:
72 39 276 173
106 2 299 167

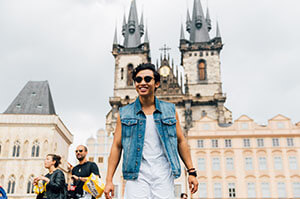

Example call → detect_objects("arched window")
12 141 20 157
198 60 206 81
7 175 16 194
31 141 40 157
127 64 134 86
27 175 34 194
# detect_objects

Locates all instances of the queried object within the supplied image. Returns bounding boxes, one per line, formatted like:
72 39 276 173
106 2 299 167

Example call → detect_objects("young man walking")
104 63 198 199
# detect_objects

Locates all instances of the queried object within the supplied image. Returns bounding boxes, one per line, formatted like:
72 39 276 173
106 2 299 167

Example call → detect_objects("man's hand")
104 181 114 199
188 175 198 194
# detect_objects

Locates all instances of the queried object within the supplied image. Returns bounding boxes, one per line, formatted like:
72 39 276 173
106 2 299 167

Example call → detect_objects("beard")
77 156 85 161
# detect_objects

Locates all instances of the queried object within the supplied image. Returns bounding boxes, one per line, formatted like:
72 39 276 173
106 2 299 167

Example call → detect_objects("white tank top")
138 115 172 181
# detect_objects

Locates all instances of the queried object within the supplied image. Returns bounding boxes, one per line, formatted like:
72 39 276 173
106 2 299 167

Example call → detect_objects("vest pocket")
121 119 138 137
162 118 177 137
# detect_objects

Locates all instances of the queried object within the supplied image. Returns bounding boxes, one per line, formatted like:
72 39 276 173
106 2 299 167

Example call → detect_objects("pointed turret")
216 21 221 38
113 26 118 45
189 0 210 43
139 12 144 36
180 23 185 40
4 81 56 115
206 8 212 32
123 0 142 48
144 26 149 43
122 14 126 36
186 9 192 33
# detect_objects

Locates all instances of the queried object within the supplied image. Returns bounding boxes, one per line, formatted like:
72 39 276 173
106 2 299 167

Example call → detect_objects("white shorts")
124 176 175 199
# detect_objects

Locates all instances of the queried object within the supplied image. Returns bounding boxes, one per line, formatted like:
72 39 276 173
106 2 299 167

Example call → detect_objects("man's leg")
151 176 175 199
124 179 151 199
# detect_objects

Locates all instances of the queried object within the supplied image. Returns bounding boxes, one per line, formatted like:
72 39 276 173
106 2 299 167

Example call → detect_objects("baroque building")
85 0 300 198
0 81 73 199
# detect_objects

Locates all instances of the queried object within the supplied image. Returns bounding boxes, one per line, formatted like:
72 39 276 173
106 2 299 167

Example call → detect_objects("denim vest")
119 97 181 180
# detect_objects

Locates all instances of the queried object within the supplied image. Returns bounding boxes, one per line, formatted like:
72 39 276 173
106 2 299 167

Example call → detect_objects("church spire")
144 26 149 43
186 9 191 33
113 26 118 45
139 12 144 36
122 13 126 36
180 23 185 40
123 0 142 48
206 8 212 32
216 21 221 38
189 0 210 43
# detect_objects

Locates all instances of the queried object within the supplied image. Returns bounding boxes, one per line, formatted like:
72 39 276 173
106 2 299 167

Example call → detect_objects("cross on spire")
159 44 171 59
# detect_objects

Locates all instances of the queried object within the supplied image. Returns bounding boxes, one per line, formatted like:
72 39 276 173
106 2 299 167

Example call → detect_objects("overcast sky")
1 0 300 163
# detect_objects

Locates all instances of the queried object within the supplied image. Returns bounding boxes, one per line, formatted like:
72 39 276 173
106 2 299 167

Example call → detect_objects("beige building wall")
0 114 73 199
189 114 300 199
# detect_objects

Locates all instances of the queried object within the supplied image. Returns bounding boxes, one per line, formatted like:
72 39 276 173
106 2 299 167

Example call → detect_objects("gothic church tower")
107 0 150 134
111 0 150 102
180 0 231 124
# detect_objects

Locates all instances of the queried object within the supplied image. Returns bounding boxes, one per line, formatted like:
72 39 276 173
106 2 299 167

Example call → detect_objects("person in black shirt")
70 145 99 199
34 154 66 199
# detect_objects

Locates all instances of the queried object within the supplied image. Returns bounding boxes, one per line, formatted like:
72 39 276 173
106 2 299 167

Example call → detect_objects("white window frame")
293 182 300 197
277 182 286 198
199 182 207 198
272 138 280 147
228 183 236 198
214 183 222 198
274 156 283 170
259 157 268 170
287 138 294 147
243 139 250 147
225 139 232 148
289 156 298 170
257 138 264 147
226 157 234 171
212 157 221 171
245 157 253 170
261 182 271 198
212 139 218 148
197 139 204 148
247 182 256 198
198 158 206 171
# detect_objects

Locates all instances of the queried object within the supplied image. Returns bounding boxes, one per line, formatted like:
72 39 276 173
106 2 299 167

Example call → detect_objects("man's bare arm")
175 111 198 194
104 114 122 199
176 111 193 169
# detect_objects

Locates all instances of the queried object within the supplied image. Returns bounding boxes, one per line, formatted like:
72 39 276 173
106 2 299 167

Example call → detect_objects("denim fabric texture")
119 97 181 180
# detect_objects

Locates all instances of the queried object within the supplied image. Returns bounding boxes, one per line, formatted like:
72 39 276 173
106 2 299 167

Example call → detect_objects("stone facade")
0 114 73 199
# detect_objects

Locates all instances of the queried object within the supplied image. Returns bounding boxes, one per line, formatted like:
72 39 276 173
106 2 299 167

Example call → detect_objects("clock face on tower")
159 65 170 77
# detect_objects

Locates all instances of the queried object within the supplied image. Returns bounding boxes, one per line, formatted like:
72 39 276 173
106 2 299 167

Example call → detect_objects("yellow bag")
33 181 47 194
83 173 105 198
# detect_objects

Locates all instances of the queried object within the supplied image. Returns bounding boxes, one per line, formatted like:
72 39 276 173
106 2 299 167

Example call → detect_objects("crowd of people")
32 63 198 199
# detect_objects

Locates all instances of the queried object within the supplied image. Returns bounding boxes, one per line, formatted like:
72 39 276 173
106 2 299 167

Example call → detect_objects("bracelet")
187 168 195 172
188 170 197 177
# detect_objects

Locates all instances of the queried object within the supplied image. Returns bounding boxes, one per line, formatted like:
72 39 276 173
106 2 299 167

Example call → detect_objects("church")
85 0 300 198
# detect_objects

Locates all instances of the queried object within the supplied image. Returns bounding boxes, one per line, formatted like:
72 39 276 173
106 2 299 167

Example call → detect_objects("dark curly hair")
47 154 62 168
132 63 160 83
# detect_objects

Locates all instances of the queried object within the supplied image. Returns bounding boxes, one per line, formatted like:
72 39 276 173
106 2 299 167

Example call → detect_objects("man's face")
75 145 87 161
134 69 160 97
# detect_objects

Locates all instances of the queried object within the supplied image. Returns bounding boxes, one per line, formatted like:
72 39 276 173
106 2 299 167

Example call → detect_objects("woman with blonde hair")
34 154 66 199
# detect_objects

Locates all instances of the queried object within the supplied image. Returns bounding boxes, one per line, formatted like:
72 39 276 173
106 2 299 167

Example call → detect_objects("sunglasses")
134 76 153 83
75 149 83 153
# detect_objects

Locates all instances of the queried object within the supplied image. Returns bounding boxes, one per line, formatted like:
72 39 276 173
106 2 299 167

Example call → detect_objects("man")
104 63 198 199
71 145 100 199
180 193 188 199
